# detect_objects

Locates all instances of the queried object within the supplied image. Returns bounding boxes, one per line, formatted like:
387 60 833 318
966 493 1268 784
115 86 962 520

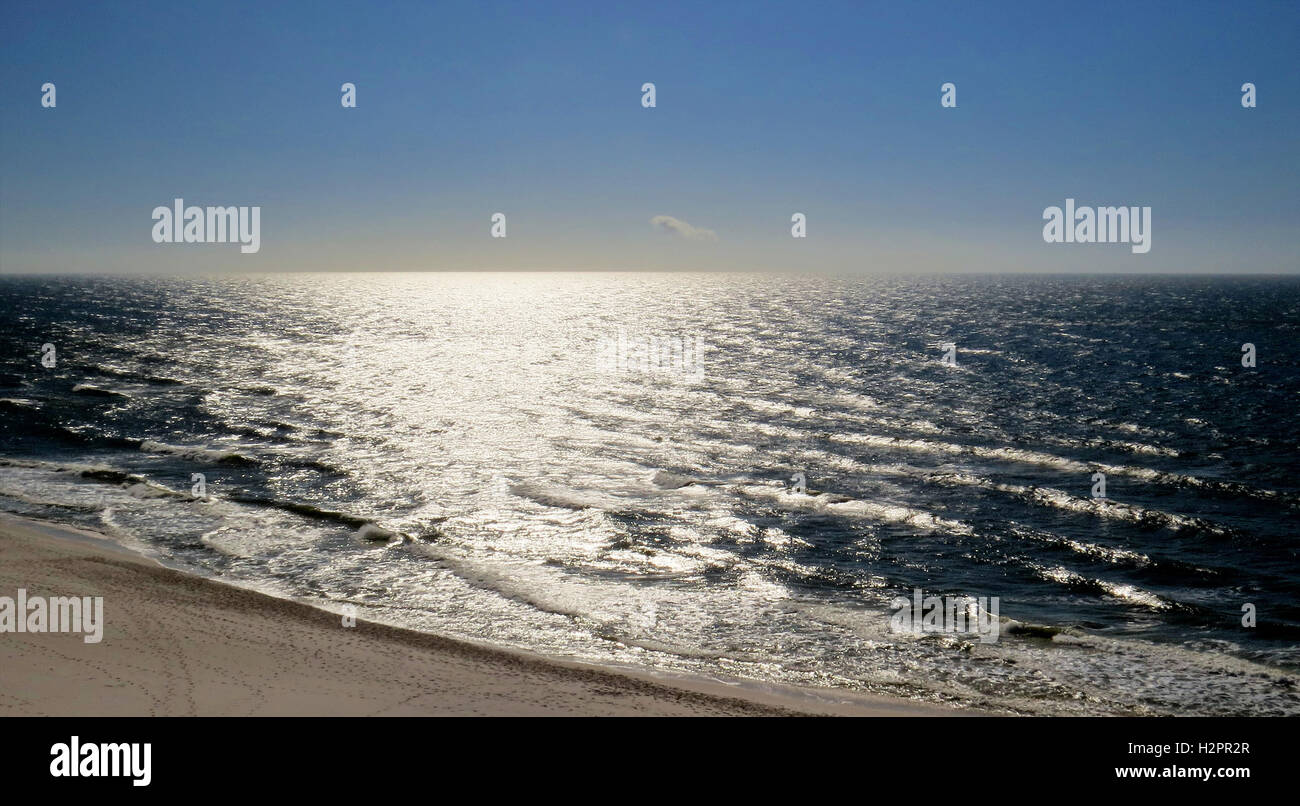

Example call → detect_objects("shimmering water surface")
2 273 1298 714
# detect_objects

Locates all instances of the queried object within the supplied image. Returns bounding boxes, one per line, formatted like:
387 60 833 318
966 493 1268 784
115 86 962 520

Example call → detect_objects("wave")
1001 523 1154 568
789 456 1236 539
650 470 698 489
90 364 185 386
829 432 1291 505
917 468 1237 537
220 491 428 540
0 457 414 547
0 457 195 500
137 439 259 466
1029 564 1174 611
733 483 972 535
70 383 131 399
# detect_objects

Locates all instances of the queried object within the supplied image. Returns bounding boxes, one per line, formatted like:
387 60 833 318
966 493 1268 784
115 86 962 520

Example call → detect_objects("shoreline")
0 512 971 716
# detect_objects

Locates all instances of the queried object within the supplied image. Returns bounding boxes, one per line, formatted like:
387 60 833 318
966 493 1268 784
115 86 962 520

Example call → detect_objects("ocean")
2 272 1297 715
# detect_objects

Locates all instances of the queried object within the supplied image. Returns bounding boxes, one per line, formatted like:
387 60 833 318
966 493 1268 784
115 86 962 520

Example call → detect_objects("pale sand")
0 513 967 716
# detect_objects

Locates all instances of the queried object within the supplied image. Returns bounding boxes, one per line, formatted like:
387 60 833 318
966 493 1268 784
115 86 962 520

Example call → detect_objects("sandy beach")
0 513 961 717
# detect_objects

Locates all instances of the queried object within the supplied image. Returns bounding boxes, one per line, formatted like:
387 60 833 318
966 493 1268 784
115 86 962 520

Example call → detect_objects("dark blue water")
2 272 1298 714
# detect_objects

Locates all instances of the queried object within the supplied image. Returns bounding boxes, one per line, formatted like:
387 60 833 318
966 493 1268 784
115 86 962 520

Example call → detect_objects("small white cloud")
650 215 717 241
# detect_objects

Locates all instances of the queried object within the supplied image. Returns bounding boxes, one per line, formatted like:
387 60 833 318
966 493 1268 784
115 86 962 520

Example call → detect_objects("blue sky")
2 0 1296 272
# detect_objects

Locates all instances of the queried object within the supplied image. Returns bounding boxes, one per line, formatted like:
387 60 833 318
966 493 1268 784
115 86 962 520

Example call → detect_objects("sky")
1 0 1297 273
